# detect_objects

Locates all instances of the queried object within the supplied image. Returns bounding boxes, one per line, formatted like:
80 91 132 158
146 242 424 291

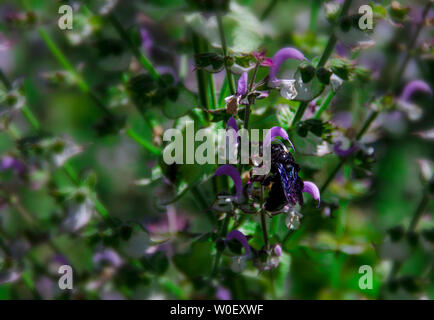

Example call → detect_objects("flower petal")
302 181 320 207
263 126 295 152
216 286 232 300
400 80 432 102
236 72 248 96
269 47 305 81
253 51 266 61
255 90 269 99
226 230 251 256
93 249 123 268
333 141 359 157
273 244 282 257
214 165 243 198
140 28 153 53
260 58 274 67
227 117 238 132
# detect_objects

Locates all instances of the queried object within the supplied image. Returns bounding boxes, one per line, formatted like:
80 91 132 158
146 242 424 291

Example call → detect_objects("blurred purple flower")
0 270 21 284
302 181 320 207
36 276 54 299
140 28 153 54
93 249 123 268
1 156 25 174
273 244 282 257
146 212 187 235
0 32 11 52
264 126 295 152
156 66 179 84
226 230 251 256
396 80 432 121
216 286 232 300
51 254 69 266
399 80 432 102
214 165 243 199
333 141 360 157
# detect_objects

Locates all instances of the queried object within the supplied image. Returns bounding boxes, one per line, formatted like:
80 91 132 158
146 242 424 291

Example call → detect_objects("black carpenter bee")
262 143 304 212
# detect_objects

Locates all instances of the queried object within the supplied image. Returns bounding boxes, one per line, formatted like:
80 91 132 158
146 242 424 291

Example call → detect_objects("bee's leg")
261 174 275 187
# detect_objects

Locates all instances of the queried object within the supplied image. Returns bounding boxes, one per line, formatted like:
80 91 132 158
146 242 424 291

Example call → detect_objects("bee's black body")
263 144 304 212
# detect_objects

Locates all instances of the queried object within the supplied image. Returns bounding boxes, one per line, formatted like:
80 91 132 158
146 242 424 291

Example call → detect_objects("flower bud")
388 225 404 242
299 61 315 83
406 231 419 247
316 67 332 85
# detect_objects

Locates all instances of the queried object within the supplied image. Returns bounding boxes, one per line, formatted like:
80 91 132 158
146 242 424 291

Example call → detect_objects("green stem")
217 13 235 95
38 28 89 92
202 40 217 109
218 79 230 108
408 190 429 232
317 0 352 68
290 101 308 128
21 106 40 131
261 212 269 249
387 189 430 287
309 0 321 33
260 0 278 21
314 90 336 119
260 186 269 250
207 72 217 109
191 186 210 213
211 214 230 277
355 110 378 141
109 14 159 80
126 128 161 156
243 63 260 130
39 28 114 118
391 1 432 90
192 32 210 111
0 68 12 90
319 0 431 194
320 159 345 193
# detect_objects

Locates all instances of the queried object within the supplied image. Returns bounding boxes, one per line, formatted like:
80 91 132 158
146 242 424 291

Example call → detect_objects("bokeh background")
0 0 433 299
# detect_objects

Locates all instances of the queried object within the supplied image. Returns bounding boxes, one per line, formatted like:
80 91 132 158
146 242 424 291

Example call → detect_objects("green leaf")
173 240 213 278
163 87 197 119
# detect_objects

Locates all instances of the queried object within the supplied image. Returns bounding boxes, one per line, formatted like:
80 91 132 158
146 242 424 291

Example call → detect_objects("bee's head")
271 140 288 154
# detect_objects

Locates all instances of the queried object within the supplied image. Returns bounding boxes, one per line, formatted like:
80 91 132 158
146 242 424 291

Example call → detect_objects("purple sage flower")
302 181 321 207
399 80 432 102
397 80 432 121
226 230 251 256
214 165 243 199
268 47 305 100
264 126 296 152
333 141 360 157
